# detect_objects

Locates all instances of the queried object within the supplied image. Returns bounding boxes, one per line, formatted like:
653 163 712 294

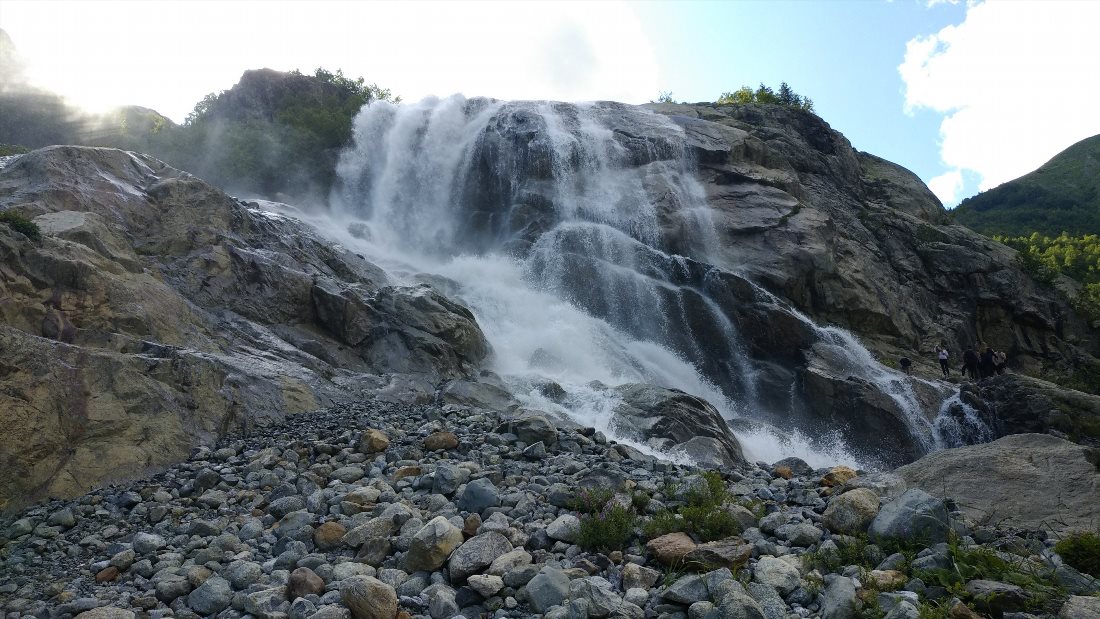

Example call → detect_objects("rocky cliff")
0 146 488 509
646 103 1097 380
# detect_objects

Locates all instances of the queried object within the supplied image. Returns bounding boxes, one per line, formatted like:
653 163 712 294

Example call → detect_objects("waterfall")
325 94 953 468
933 391 996 448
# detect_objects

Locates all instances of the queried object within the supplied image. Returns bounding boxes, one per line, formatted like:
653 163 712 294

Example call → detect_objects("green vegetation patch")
0 143 30 156
716 82 815 113
997 232 1100 326
1054 531 1100 578
0 210 41 241
642 471 742 542
953 134 1100 237
577 503 638 552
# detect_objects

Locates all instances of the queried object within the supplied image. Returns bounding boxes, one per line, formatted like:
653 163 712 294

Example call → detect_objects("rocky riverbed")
2 399 1098 619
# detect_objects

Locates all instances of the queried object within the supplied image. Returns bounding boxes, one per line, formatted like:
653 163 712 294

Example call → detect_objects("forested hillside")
953 134 1100 236
0 57 395 202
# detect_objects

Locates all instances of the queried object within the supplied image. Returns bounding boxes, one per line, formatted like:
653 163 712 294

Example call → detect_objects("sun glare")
1 0 660 121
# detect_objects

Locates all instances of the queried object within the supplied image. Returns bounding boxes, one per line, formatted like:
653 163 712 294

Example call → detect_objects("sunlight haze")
2 0 1099 205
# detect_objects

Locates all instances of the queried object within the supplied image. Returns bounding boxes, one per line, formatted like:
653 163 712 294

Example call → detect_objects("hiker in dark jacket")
980 346 997 379
961 346 979 380
899 356 912 375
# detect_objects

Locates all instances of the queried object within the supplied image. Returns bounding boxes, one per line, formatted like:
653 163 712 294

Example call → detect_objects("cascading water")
324 94 961 468
933 391 995 448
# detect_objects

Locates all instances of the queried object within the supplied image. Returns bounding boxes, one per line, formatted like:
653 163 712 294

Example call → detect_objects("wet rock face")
609 383 745 467
648 102 1097 381
0 146 490 508
421 99 1096 466
960 373 1100 445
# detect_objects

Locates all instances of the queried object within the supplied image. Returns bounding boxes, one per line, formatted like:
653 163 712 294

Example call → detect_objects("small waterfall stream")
320 95 975 468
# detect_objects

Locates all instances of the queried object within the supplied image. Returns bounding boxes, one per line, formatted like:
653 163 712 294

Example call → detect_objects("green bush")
643 509 683 539
0 143 30 156
569 487 615 514
0 210 41 241
577 503 638 552
716 82 815 112
642 471 741 543
1054 531 1100 577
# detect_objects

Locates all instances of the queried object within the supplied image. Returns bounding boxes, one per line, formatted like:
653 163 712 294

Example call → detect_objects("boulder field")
0 400 1096 618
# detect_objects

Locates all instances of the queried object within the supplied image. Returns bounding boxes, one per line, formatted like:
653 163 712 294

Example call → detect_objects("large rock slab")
895 433 1100 533
610 383 745 467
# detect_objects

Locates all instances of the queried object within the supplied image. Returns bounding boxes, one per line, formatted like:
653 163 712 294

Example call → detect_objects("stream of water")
310 95 977 468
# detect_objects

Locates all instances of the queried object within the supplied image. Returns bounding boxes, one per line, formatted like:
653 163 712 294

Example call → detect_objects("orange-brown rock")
393 466 422 482
96 566 119 582
314 521 348 550
867 570 907 590
424 431 459 451
359 429 390 454
821 466 858 487
646 532 697 565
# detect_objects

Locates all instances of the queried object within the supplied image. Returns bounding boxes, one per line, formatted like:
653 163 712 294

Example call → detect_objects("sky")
1 0 1099 207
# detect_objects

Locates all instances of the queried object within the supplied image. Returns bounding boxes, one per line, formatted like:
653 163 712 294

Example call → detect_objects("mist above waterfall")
318 94 950 468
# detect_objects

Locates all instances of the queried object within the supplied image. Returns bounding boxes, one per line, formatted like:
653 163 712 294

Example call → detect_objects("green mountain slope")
953 134 1100 236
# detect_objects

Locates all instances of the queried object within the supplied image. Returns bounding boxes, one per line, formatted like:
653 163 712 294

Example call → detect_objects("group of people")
899 343 1007 380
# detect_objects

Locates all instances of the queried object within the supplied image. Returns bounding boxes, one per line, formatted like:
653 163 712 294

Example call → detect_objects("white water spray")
321 94 960 468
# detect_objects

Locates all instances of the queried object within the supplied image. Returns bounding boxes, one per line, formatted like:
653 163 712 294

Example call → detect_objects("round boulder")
823 488 880 535
868 488 950 544
341 576 397 619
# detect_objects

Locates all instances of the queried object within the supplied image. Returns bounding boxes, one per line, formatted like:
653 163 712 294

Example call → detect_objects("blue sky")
3 0 1099 207
634 0 967 198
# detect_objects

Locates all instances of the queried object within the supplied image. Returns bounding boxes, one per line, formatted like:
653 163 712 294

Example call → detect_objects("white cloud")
900 1 1100 196
0 0 659 122
927 169 963 205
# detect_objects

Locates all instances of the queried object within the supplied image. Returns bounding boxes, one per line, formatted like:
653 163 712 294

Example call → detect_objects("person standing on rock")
961 345 979 380
899 356 912 375
980 345 997 379
935 345 950 378
994 350 1007 375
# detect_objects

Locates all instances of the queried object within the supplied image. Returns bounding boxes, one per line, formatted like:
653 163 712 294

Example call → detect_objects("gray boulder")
404 516 464 572
525 567 571 613
341 576 397 619
457 478 501 513
965 580 1031 615
187 575 233 615
448 531 512 582
823 488 880 535
1060 595 1100 619
569 576 623 617
610 383 745 467
868 489 950 544
752 557 801 596
664 568 735 604
822 576 859 619
545 514 580 543
896 433 1100 533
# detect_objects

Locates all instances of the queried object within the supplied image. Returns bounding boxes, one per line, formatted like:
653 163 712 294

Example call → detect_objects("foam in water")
323 94 953 468
933 391 995 448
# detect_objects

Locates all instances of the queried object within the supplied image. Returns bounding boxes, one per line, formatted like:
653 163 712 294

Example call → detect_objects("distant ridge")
952 133 1100 236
